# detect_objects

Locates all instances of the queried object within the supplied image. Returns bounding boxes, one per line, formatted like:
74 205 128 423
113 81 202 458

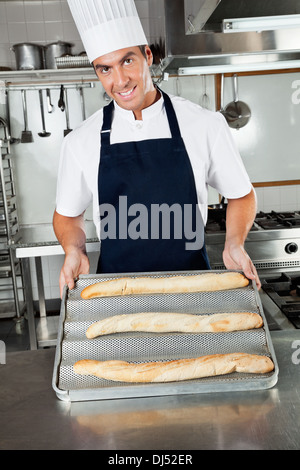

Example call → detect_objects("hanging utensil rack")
3 82 95 92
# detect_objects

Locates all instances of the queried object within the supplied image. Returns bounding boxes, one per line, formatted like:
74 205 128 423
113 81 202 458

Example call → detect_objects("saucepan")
208 196 227 219
221 74 251 129
12 43 44 70
209 196 226 209
44 41 73 69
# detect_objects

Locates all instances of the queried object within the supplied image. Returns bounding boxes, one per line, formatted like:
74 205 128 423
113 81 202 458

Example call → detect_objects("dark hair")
138 45 147 59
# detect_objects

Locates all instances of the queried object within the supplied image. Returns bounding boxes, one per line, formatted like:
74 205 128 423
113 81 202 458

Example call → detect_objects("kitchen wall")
0 0 300 302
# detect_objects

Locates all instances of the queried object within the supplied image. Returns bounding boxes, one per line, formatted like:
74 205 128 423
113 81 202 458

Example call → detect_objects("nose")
113 66 129 89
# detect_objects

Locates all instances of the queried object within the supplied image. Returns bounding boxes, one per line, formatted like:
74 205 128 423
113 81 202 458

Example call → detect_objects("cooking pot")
12 43 44 70
208 197 227 219
222 75 251 130
44 42 73 69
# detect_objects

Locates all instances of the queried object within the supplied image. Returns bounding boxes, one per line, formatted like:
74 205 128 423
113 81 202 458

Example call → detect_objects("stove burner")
206 208 258 233
281 304 300 318
255 211 300 229
262 273 300 328
206 209 300 233
205 219 226 233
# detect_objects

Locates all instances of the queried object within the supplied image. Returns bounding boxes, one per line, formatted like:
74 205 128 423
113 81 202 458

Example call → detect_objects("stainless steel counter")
0 330 299 450
11 223 99 350
14 222 98 257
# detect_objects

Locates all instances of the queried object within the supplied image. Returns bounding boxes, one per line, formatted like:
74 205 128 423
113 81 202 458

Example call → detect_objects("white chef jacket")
56 93 252 239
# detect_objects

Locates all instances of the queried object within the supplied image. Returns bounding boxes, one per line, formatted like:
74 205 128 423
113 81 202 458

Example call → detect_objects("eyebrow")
94 51 138 70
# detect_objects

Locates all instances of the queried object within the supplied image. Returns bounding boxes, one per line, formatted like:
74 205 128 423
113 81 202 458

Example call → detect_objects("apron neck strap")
157 86 182 138
100 100 114 147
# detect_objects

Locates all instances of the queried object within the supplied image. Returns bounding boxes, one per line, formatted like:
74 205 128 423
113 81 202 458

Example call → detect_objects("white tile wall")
255 185 300 213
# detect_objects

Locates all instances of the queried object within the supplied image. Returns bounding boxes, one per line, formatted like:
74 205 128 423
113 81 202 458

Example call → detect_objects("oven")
205 209 300 331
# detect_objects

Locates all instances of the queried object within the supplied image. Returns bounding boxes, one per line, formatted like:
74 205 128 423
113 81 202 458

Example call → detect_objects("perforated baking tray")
52 270 279 402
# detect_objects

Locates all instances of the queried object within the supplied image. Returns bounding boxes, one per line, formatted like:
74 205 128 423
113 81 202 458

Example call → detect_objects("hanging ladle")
46 89 54 113
38 89 51 137
222 74 251 129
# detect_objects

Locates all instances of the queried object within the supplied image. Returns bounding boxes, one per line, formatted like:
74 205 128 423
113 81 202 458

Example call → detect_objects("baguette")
73 353 274 383
86 311 263 338
80 272 249 299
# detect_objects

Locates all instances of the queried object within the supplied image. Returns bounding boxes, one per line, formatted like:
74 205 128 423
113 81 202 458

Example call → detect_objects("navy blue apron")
97 89 210 273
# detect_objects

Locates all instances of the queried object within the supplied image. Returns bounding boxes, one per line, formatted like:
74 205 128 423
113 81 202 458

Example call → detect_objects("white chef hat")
67 0 148 63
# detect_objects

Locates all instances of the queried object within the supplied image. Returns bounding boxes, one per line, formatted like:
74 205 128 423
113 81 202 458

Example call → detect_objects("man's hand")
224 188 261 290
53 210 90 297
59 248 90 298
223 242 261 289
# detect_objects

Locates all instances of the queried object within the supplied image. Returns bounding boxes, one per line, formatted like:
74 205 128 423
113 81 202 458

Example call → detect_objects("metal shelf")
0 65 162 85
0 67 96 82
0 138 24 319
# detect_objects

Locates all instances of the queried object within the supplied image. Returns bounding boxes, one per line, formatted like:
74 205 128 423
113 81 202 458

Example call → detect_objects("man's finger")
242 261 261 290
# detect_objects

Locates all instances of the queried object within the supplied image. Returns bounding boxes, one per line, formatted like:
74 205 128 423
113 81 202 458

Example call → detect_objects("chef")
53 0 260 296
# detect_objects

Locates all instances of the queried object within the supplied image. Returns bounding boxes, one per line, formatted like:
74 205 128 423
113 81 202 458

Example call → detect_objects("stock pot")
44 41 73 69
12 43 44 70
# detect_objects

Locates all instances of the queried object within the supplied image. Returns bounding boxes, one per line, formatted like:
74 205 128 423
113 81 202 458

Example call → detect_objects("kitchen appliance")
44 42 73 69
262 273 300 329
158 0 300 75
205 209 300 330
12 43 44 70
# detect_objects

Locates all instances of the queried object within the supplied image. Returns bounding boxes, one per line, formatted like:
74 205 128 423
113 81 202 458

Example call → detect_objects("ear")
145 45 153 67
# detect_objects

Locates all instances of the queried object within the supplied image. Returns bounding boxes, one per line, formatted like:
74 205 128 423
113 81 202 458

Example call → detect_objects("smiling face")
93 45 159 120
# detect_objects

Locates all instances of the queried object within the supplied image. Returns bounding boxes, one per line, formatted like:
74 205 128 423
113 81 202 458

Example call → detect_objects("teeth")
120 88 134 96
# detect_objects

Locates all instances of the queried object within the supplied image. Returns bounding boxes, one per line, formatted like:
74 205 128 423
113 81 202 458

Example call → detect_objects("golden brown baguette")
73 353 274 383
86 311 263 338
80 272 249 299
